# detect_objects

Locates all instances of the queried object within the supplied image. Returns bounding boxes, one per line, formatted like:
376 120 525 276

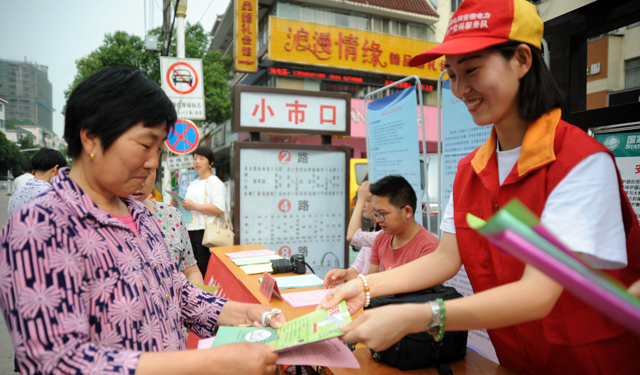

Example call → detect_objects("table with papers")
187 243 335 351
189 243 518 375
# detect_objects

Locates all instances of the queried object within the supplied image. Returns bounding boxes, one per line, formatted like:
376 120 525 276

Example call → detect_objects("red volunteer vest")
452 109 640 375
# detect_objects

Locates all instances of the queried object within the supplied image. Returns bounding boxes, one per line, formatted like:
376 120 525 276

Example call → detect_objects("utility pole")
161 0 173 56
176 0 187 58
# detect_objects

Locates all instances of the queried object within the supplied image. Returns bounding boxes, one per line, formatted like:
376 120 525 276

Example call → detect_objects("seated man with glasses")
368 175 439 274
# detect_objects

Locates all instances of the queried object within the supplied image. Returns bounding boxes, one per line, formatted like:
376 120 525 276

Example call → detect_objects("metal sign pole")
364 75 430 232
436 69 448 240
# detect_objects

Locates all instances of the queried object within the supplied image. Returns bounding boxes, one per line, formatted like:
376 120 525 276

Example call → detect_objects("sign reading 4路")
160 57 206 120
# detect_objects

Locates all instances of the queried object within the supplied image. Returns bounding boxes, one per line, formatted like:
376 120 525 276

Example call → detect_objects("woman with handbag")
172 147 229 279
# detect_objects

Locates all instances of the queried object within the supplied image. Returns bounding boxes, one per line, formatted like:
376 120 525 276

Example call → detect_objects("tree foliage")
64 23 232 124
0 132 38 177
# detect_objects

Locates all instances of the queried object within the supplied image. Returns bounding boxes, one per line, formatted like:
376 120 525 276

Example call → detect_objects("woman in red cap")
319 0 640 373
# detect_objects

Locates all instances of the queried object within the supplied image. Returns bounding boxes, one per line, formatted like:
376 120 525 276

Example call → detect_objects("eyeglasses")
371 206 406 222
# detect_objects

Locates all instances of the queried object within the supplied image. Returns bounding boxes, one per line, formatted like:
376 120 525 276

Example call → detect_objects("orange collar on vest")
471 108 562 177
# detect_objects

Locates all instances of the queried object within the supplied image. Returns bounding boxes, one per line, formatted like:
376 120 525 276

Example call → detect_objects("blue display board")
367 86 422 222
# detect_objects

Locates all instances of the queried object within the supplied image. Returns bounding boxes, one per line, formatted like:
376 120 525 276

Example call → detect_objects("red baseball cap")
409 0 543 67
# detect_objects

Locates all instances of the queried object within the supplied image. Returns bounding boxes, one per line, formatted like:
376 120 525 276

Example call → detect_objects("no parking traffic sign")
166 119 200 154
160 57 205 120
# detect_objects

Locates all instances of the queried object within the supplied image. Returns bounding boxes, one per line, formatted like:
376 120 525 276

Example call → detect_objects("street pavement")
0 195 15 374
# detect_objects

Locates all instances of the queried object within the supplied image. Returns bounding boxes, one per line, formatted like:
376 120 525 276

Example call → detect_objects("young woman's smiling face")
446 48 525 128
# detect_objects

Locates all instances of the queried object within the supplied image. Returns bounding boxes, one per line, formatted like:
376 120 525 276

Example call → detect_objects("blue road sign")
166 119 199 154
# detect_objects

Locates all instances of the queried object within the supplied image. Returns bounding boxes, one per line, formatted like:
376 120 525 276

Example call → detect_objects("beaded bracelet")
426 298 446 342
357 274 371 308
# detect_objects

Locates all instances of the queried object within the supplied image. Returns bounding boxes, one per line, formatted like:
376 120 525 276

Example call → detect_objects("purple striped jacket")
0 168 227 374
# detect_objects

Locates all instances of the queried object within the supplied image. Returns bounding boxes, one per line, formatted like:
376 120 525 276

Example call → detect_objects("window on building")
258 20 268 51
408 22 429 40
625 57 640 89
396 21 408 36
278 2 301 20
276 2 434 41
299 5 371 30
0 103 3 112
451 0 464 13
373 18 390 33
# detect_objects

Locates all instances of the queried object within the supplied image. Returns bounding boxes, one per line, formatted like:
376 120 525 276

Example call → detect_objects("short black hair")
64 67 177 158
193 146 215 167
488 41 565 122
369 175 417 215
31 148 67 172
22 164 33 173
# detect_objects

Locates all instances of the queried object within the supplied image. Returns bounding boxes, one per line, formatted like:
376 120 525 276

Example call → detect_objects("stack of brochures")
467 199 640 334
210 300 352 352
259 274 324 289
226 249 276 259
198 301 359 368
281 289 330 309
230 254 283 275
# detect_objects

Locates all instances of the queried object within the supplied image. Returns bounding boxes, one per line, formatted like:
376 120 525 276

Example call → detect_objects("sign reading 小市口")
160 57 206 120
233 85 350 136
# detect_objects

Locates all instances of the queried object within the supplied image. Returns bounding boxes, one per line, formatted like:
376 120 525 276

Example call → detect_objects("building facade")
530 0 640 111
207 0 458 169
0 93 7 134
213 0 444 102
0 58 55 133
585 24 640 110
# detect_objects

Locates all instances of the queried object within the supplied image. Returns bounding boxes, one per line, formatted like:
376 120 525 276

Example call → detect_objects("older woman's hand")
218 301 288 329
249 304 288 329
170 198 179 208
209 343 278 375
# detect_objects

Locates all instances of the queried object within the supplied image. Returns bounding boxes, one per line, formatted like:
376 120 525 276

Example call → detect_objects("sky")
0 0 230 138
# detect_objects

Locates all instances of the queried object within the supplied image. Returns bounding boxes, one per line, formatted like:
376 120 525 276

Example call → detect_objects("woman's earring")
89 153 95 161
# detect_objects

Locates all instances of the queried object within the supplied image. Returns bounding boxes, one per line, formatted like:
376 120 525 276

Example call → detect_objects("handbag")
365 284 468 373
314 252 342 280
202 179 234 248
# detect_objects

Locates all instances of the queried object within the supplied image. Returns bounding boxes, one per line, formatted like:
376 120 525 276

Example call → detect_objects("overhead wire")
198 0 216 26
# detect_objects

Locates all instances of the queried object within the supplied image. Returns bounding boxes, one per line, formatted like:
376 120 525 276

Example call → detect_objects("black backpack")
364 284 468 374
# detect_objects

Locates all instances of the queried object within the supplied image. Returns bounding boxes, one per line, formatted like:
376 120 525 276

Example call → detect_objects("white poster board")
236 144 348 269
441 82 498 363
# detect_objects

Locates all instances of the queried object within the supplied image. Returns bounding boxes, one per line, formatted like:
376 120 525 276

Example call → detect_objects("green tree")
0 132 28 177
64 31 160 101
64 23 232 124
